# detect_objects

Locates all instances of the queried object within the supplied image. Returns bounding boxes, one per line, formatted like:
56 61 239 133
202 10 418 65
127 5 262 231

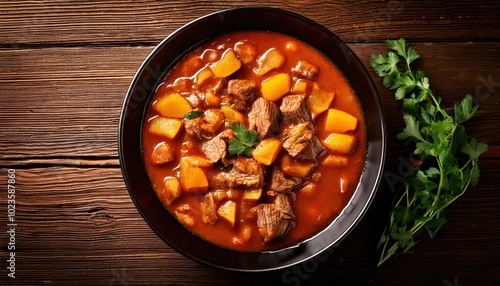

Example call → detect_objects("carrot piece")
154 92 193 118
260 73 291 102
148 117 183 139
324 108 358 133
252 137 282 166
210 49 241 78
321 154 349 167
280 154 315 178
323 133 357 154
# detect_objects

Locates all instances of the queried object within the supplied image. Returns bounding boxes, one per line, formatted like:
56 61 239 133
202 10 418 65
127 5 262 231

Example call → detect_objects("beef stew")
142 31 366 252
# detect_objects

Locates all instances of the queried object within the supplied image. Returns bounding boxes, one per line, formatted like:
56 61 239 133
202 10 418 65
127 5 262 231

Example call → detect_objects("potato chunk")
154 92 193 118
232 223 253 246
151 142 174 165
291 79 309 94
234 41 257 64
252 138 282 166
242 189 262 202
217 200 237 227
324 108 358 133
323 133 357 154
306 84 334 118
260 73 291 102
210 49 241 78
180 155 213 168
321 154 349 167
148 117 183 139
195 66 215 85
221 106 246 125
160 177 181 205
253 48 286 76
300 182 317 196
179 158 209 194
280 154 315 178
175 205 195 227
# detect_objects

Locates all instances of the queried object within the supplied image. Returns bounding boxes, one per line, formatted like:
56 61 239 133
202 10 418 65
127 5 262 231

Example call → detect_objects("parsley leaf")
370 39 488 266
227 123 258 157
460 137 489 161
454 94 479 124
386 38 420 67
183 110 202 119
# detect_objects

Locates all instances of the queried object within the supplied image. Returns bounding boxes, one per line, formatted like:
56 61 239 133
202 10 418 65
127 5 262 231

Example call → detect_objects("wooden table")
1 1 499 285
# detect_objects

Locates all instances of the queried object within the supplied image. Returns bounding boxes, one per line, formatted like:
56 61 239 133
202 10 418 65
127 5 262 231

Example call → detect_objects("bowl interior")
118 7 385 271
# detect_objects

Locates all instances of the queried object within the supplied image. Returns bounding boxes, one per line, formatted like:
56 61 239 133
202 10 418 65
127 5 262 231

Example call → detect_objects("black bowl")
118 7 386 271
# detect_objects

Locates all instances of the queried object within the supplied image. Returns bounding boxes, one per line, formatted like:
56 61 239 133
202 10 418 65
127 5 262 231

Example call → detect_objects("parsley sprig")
370 39 488 266
228 123 259 157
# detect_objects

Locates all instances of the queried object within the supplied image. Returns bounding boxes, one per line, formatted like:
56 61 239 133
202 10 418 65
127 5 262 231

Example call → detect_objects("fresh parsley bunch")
370 39 488 266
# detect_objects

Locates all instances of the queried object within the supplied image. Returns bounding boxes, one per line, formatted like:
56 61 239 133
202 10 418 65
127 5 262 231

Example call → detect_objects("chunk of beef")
280 94 309 124
248 97 280 137
213 157 265 189
292 60 319 80
253 193 295 242
201 135 227 163
267 167 300 196
280 122 325 160
201 192 218 225
184 117 214 140
227 79 256 111
184 110 224 140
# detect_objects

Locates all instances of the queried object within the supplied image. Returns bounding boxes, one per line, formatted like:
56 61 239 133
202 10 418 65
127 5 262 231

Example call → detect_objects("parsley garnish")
183 110 202 119
370 39 488 266
228 123 259 157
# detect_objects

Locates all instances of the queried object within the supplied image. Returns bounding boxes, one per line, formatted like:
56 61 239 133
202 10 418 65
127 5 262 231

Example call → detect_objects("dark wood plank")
0 0 498 46
0 46 153 158
1 43 498 159
0 159 498 285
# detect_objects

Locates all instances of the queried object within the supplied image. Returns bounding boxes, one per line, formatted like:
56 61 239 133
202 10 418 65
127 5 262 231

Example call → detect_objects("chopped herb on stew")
183 110 202 119
228 123 259 156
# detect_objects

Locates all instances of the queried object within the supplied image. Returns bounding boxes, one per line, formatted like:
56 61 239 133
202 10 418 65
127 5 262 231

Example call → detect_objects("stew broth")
142 31 366 251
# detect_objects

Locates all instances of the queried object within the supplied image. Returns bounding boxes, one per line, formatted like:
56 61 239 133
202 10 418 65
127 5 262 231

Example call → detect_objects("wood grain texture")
0 0 498 46
0 161 498 285
1 1 499 285
1 43 498 159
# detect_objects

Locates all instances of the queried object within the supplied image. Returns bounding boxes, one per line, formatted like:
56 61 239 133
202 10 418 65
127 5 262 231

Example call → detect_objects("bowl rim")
118 6 386 272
